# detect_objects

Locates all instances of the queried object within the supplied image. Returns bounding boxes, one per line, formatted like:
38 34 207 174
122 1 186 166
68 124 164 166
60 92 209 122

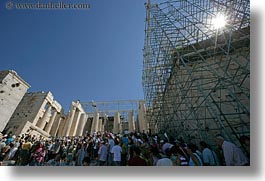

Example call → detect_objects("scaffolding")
142 0 250 145
81 100 144 132
81 100 141 117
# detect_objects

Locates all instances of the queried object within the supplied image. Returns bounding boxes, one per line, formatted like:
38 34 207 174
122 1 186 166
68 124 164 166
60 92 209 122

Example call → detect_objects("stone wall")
0 70 30 132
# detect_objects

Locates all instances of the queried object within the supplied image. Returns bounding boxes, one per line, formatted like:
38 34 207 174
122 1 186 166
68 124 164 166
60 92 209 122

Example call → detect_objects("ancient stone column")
76 113 87 136
119 121 123 133
86 117 93 134
64 107 76 136
98 118 103 132
57 117 66 137
113 112 120 134
51 117 62 137
90 112 99 134
36 104 52 130
69 110 82 136
135 118 140 132
128 111 135 132
44 110 58 134
102 118 107 132
49 113 62 136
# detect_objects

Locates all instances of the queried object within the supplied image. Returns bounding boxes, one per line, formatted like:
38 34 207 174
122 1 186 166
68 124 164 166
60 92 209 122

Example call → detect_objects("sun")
212 13 227 30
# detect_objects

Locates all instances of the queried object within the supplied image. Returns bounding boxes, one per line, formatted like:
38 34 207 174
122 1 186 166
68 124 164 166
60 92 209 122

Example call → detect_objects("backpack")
193 152 203 166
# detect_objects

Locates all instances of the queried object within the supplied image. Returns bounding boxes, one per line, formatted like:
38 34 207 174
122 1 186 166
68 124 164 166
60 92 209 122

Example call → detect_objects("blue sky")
0 0 163 110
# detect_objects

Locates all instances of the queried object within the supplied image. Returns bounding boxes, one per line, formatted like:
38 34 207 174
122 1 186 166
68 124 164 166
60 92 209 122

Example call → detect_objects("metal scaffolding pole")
142 0 250 146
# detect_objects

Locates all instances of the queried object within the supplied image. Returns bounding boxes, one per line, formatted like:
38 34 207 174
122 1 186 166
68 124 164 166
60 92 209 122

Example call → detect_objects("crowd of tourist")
0 130 250 166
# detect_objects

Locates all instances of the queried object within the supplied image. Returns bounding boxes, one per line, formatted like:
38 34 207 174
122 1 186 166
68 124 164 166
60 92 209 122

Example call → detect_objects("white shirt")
156 158 173 166
98 144 108 161
0 142 6 151
111 145 122 161
222 141 249 166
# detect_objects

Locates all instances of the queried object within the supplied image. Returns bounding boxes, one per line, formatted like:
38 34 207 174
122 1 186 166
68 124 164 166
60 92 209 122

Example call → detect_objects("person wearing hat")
98 140 108 166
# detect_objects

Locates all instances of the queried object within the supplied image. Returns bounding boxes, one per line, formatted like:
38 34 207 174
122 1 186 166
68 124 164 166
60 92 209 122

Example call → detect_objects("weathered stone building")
1 70 148 137
5 91 64 138
0 70 30 132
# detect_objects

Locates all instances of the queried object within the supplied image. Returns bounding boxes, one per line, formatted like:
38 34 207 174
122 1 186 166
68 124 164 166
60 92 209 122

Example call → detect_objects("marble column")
76 113 87 136
49 113 62 136
128 111 135 132
52 117 62 137
36 104 52 130
64 107 76 136
86 118 93 134
135 118 140 132
69 110 82 136
98 118 103 132
44 110 58 134
113 112 120 134
102 118 107 132
90 112 99 134
57 117 66 137
119 121 123 134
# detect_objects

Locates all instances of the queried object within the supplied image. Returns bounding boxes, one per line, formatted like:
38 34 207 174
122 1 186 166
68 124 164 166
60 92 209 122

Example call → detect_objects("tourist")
18 136 32 165
150 147 161 166
111 139 122 166
107 134 114 166
156 148 173 166
46 154 61 166
128 147 147 166
29 142 46 166
75 142 86 166
98 140 108 166
186 143 203 166
199 141 219 166
49 139 60 161
215 135 249 166
5 140 20 160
